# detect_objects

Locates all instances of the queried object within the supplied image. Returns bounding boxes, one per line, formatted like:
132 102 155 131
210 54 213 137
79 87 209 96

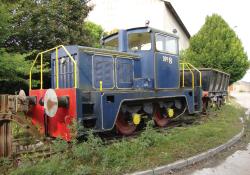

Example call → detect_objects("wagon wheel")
216 98 222 110
115 112 136 135
214 97 221 110
153 104 170 127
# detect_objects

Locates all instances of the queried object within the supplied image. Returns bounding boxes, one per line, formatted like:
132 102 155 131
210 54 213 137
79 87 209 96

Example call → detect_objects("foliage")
137 120 163 147
105 28 119 36
0 50 29 79
0 1 31 93
83 21 103 48
0 2 11 47
0 157 12 175
0 49 30 93
5 0 103 53
0 0 103 92
182 14 249 84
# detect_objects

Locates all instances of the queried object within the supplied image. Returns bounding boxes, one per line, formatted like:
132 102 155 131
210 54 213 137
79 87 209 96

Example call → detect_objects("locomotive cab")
102 27 180 89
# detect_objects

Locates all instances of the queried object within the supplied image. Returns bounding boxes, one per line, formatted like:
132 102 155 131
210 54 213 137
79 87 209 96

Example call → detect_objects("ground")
174 92 250 175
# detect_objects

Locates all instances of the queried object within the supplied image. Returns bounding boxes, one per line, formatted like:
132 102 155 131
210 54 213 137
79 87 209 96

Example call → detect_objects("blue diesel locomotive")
29 27 205 140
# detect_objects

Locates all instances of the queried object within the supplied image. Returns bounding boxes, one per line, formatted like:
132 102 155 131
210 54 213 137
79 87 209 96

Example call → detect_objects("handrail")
29 45 77 90
186 64 195 88
180 62 202 89
187 63 202 87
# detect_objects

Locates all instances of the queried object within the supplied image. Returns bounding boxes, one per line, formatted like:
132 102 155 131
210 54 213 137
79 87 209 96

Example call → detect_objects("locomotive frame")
26 27 229 141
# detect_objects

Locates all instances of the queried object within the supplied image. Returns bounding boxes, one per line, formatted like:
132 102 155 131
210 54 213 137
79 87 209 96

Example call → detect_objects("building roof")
163 1 191 39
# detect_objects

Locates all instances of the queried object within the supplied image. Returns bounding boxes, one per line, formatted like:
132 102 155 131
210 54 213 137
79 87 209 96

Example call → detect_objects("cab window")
155 34 178 54
103 37 118 50
128 32 151 51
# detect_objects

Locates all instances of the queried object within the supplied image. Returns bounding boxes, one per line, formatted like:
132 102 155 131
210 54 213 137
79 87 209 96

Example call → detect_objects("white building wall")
162 5 190 50
88 0 189 50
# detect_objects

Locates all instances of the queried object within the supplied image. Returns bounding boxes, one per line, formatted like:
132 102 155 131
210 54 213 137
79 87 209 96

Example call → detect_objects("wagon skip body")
181 68 230 111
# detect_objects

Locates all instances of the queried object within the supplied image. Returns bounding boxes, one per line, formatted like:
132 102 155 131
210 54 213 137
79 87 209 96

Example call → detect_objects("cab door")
155 33 180 89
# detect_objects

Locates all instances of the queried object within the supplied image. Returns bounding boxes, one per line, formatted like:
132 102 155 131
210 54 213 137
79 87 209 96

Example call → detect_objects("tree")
6 0 103 53
182 14 249 84
82 21 104 48
0 1 31 93
1 0 104 90
0 49 31 93
0 2 11 47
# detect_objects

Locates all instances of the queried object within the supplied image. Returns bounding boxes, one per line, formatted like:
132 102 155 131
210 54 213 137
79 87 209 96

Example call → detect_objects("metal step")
82 102 95 115
82 115 97 121
82 101 94 104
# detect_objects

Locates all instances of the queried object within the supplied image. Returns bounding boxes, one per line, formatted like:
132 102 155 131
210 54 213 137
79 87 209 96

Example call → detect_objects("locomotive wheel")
115 112 136 135
153 104 170 127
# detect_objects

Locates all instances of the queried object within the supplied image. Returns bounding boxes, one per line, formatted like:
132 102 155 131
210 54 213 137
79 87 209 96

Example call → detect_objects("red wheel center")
153 106 170 127
115 112 136 135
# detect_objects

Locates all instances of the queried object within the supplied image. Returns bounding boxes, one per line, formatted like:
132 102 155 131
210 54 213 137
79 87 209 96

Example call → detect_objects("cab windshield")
128 32 151 51
103 37 118 50
155 33 178 55
103 32 152 51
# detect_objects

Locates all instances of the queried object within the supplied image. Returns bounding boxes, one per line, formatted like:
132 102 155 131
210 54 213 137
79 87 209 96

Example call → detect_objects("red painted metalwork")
153 105 170 127
202 97 209 114
115 112 136 135
29 88 77 141
202 91 209 97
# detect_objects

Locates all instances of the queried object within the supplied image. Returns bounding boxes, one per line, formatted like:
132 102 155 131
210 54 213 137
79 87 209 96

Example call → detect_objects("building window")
155 33 178 54
128 32 151 51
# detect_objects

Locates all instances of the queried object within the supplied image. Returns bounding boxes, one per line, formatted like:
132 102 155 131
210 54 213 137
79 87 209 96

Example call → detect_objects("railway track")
8 114 199 159
8 138 56 164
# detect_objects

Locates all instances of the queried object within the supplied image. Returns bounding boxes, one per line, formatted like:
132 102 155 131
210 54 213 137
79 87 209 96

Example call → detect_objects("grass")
2 99 246 175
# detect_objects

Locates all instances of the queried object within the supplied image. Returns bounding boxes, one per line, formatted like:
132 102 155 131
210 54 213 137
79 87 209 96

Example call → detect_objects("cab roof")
102 26 179 41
